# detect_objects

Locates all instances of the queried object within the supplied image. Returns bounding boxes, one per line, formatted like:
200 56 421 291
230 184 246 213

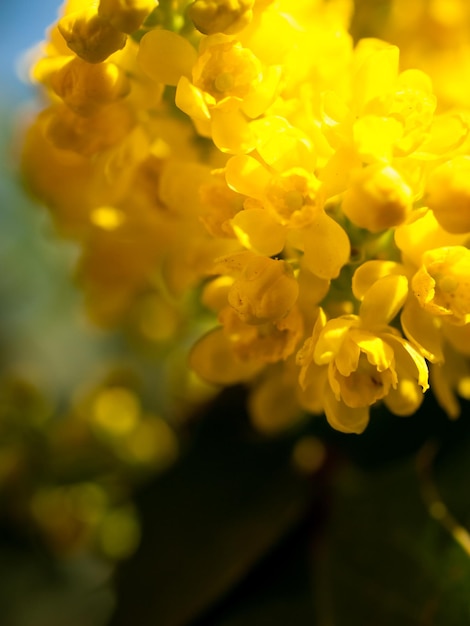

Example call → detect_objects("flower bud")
189 0 254 35
98 0 157 35
58 8 127 63
342 164 412 232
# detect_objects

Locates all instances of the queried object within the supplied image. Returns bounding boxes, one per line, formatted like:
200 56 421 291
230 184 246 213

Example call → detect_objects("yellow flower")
192 36 261 103
412 246 470 325
226 154 320 227
225 255 299 324
176 34 281 152
322 40 436 164
219 305 304 363
189 301 303 387
225 153 350 279
297 275 428 433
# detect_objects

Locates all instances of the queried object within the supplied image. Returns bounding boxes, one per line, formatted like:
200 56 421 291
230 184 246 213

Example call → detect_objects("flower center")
214 72 235 93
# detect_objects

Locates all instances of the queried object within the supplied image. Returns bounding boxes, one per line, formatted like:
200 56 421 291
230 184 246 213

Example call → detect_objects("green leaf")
108 387 315 626
322 415 470 626
197 519 317 626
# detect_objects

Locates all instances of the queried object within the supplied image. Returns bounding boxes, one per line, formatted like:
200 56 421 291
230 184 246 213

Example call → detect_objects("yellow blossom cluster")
22 0 470 434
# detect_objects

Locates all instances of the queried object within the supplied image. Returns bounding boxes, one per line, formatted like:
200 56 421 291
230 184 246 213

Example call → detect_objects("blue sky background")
0 0 114 398
0 1 61 103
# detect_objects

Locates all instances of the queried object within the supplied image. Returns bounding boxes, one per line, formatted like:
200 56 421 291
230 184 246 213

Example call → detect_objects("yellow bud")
426 156 470 234
342 164 412 232
189 0 254 35
228 256 299 324
51 58 130 116
98 0 158 34
58 8 127 63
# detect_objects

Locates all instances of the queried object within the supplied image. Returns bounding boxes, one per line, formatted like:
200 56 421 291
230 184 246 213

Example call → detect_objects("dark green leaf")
322 410 470 626
197 518 318 626
109 387 315 626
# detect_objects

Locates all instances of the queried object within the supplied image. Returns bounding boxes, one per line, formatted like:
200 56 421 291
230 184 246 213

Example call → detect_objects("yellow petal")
353 115 403 163
225 154 271 197
231 208 285 256
384 378 424 416
297 362 328 414
352 39 399 114
241 65 282 119
138 29 197 86
334 335 360 376
297 307 327 389
429 363 461 419
176 76 210 121
400 298 444 363
350 329 395 372
252 116 315 172
384 333 429 392
302 212 350 279
416 112 469 159
397 68 433 94
314 316 356 366
442 322 470 357
323 385 370 434
211 108 257 154
395 209 466 268
359 274 409 327
352 260 405 301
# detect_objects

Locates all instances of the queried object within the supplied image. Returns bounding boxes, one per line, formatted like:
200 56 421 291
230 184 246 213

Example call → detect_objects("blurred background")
0 4 148 624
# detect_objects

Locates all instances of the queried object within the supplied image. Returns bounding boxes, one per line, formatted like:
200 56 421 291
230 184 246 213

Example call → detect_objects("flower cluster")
22 0 470 434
